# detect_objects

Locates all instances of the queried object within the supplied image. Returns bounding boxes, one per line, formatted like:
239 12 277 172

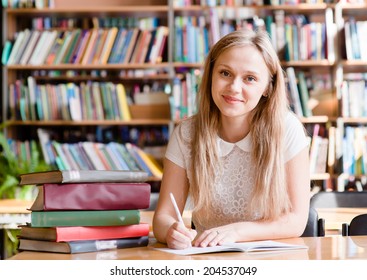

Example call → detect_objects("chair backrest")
301 207 325 237
310 191 367 208
347 214 367 236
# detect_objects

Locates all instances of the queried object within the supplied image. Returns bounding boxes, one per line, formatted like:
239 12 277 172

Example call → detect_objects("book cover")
19 169 149 185
286 67 303 117
297 71 312 118
12 29 32 64
99 27 118 64
130 144 163 179
2 41 12 65
116 83 131 121
30 209 140 227
19 223 150 242
29 182 151 211
107 28 126 63
6 30 26 65
125 143 153 176
156 240 308 255
18 236 149 254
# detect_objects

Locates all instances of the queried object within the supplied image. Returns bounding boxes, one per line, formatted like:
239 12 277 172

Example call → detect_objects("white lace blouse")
165 112 309 233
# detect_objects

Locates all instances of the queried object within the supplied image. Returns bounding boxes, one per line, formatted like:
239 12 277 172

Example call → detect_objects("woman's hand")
194 227 238 247
166 222 197 249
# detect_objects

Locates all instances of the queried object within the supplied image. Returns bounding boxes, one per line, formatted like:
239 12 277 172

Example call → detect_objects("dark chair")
310 191 367 208
301 207 325 237
342 214 367 236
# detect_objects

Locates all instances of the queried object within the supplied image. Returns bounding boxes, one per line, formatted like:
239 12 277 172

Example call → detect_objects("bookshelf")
332 1 367 191
1 0 172 186
170 2 338 191
2 0 367 192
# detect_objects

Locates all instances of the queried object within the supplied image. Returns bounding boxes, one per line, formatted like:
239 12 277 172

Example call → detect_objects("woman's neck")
219 116 250 143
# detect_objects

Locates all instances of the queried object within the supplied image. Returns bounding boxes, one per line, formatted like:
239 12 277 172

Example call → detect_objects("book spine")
31 210 140 227
41 182 151 211
56 223 150 242
68 236 149 253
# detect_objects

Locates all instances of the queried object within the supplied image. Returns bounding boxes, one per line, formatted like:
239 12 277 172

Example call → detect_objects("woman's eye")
220 70 230 77
245 76 256 82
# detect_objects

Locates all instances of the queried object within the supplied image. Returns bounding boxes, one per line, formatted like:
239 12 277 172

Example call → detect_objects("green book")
31 209 140 227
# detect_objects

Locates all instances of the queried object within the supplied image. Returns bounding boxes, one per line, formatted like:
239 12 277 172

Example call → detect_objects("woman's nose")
229 77 242 92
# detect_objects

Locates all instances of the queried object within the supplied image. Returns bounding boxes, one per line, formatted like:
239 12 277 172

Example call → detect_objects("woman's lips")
222 95 244 103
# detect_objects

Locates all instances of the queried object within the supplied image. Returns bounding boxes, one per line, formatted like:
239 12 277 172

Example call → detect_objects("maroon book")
29 182 151 211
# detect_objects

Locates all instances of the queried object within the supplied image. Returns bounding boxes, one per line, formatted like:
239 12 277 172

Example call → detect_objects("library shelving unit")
1 0 172 185
333 1 367 191
3 0 367 192
170 2 338 190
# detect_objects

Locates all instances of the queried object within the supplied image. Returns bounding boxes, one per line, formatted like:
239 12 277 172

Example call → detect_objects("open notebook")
155 240 308 255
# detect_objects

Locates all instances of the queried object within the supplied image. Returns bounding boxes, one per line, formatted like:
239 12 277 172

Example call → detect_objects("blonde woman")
153 29 310 249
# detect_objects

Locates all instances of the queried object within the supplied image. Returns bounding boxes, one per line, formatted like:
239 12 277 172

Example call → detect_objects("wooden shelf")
4 119 172 126
6 63 171 70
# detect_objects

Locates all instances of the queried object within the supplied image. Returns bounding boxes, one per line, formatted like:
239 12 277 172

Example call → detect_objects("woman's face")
211 45 270 120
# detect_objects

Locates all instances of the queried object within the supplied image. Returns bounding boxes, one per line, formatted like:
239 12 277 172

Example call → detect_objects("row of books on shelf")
2 25 169 66
170 71 201 121
37 128 163 179
340 77 367 118
173 16 210 63
31 16 160 30
341 126 367 176
344 18 367 61
17 169 151 254
308 123 329 175
209 8 335 62
8 77 132 121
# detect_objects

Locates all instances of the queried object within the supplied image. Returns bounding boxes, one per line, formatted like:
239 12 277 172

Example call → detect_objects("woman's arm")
194 147 310 247
153 158 196 249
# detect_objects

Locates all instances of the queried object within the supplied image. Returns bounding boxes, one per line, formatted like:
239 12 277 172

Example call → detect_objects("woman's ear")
263 81 273 97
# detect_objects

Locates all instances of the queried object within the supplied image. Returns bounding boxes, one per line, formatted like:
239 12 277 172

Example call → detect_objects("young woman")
153 29 310 249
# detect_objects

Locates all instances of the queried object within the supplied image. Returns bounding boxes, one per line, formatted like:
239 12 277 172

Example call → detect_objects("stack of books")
16 169 151 254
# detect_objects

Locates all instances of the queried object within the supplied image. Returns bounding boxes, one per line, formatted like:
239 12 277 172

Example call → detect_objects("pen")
170 192 184 225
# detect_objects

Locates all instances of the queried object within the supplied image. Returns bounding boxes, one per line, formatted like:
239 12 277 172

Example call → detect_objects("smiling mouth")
223 95 244 103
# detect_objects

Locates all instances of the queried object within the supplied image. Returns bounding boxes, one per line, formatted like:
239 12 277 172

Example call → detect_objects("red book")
18 223 150 242
29 182 151 211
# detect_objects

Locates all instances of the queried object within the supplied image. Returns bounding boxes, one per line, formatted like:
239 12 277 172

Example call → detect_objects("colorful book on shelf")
19 30 40 65
30 209 140 227
29 182 151 211
18 223 150 242
6 29 26 65
116 83 132 121
125 143 153 177
99 27 119 64
18 236 149 254
297 71 312 118
18 169 149 185
62 29 82 63
11 29 32 64
128 143 163 179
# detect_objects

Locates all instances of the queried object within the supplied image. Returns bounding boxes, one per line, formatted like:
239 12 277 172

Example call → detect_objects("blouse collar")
217 133 252 157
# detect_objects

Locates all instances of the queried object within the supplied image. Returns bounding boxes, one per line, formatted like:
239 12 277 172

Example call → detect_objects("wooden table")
8 235 367 260
5 206 367 260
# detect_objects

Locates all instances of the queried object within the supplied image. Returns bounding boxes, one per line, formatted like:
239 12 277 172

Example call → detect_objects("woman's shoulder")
285 111 303 128
174 116 196 138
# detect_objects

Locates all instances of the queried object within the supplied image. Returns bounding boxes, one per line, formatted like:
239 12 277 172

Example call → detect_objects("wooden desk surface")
8 235 367 260
6 206 367 260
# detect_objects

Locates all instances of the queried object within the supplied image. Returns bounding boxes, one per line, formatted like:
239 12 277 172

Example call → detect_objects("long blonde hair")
190 29 291 221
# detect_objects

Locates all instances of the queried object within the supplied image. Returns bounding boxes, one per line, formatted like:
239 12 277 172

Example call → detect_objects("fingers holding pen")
166 222 197 249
